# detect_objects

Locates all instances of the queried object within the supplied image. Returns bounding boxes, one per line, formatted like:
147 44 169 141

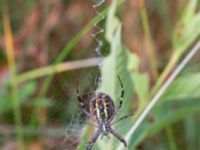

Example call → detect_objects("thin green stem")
140 2 159 80
185 117 197 150
16 57 102 84
166 127 177 150
2 2 25 150
39 9 104 98
151 52 180 95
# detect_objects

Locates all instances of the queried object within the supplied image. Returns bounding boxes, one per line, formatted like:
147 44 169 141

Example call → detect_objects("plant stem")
185 117 197 150
2 2 25 150
166 127 177 150
16 57 102 84
151 52 180 95
140 0 159 80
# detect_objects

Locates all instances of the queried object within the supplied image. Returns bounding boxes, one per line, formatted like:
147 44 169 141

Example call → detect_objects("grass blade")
2 1 25 149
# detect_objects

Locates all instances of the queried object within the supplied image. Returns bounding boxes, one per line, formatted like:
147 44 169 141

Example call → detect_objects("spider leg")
94 74 101 91
117 76 124 110
111 112 134 126
76 83 90 116
109 128 127 148
106 76 124 123
86 129 101 150
107 109 118 123
76 83 98 123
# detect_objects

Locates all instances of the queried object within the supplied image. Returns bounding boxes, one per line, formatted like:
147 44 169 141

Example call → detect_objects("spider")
77 76 134 150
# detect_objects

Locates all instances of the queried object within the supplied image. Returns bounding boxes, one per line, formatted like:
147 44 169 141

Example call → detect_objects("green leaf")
32 98 53 107
173 0 200 53
128 98 200 149
19 81 36 103
184 117 197 150
0 81 36 116
79 10 135 150
99 25 133 102
179 0 198 25
125 72 200 149
162 73 200 100
77 126 94 150
0 94 11 115
96 24 134 150
126 50 139 71
131 72 149 101
105 0 120 42
78 0 136 149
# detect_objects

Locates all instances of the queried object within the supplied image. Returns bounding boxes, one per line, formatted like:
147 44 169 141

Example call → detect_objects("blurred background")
0 0 200 150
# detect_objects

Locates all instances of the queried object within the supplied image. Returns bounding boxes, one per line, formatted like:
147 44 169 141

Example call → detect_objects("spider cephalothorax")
77 76 134 150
